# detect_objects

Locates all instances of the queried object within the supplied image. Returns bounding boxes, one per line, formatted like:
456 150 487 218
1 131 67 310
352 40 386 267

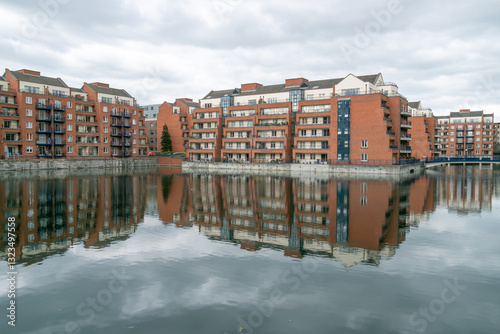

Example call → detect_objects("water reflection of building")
157 173 436 267
434 166 493 214
0 174 148 265
156 167 192 228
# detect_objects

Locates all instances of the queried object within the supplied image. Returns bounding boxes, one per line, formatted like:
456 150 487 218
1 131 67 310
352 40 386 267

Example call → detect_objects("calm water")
1 166 500 334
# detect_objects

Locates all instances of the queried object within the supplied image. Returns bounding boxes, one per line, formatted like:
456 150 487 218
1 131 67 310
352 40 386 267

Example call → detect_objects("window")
26 96 32 104
150 138 154 143
133 138 136 144
102 97 112 103
360 196 367 206
451 126 455 129
132 119 136 125
450 132 454 136
268 98 277 103
133 110 137 115
67 146 73 153
476 137 480 141
67 135 72 143
26 121 32 129
67 124 72 131
103 147 108 153
133 129 137 134
450 138 454 142
27 133 33 141
103 137 108 143
104 127 108 133
103 117 108 123
26 146 33 154
26 109 32 116
361 140 368 148
361 153 368 161
248 99 257 105
67 113 73 120
150 123 154 127
133 148 136 154
476 131 480 135
67 101 72 108
103 106 108 113
150 130 154 135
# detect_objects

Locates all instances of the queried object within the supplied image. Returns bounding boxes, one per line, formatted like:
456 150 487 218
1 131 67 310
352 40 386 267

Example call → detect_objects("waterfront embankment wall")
182 161 423 178
0 158 158 172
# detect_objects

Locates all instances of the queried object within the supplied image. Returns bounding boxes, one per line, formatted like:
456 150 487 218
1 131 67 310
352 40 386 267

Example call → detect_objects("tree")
160 124 172 152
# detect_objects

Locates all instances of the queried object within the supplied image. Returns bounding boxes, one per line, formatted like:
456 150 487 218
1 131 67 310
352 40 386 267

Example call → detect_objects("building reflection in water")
1 166 496 267
157 167 496 267
0 173 148 265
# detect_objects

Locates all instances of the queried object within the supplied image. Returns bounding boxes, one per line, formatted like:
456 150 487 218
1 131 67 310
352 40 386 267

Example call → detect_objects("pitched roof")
70 87 85 93
201 74 379 100
0 76 6 82
450 111 484 118
178 100 199 108
356 74 380 84
9 70 68 88
85 83 132 98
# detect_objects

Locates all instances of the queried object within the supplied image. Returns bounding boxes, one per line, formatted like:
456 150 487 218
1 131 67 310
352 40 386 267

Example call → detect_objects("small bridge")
425 156 500 169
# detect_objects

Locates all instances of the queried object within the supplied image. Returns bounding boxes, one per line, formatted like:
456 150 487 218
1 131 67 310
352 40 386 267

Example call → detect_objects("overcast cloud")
1 0 499 118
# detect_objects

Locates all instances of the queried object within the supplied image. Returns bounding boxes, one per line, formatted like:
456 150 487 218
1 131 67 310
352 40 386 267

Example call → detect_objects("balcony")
294 146 329 150
124 142 132 147
400 146 412 153
53 115 66 123
400 133 412 141
36 126 52 134
1 110 19 117
54 151 66 157
123 122 131 128
54 104 66 111
2 125 21 130
111 141 123 147
54 140 66 146
400 121 412 128
389 145 398 150
36 114 52 122
123 111 131 118
37 150 52 157
123 132 132 137
3 138 22 142
387 131 396 137
36 103 52 110
111 111 123 117
401 109 412 116
36 139 52 145
54 127 66 134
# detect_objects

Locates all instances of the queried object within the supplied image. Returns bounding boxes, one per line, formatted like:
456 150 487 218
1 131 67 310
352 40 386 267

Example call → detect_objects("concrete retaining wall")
0 158 158 172
182 161 423 178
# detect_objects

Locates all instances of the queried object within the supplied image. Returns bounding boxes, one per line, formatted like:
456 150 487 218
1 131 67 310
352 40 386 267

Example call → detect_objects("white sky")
0 0 499 119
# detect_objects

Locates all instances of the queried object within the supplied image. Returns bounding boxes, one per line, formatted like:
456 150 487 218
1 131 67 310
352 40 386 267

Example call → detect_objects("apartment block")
146 118 157 151
157 98 198 152
187 73 412 164
0 68 148 159
408 101 440 159
436 109 495 156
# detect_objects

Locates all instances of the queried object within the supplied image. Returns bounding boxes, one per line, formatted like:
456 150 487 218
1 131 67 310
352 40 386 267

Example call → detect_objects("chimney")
285 78 308 87
241 83 262 92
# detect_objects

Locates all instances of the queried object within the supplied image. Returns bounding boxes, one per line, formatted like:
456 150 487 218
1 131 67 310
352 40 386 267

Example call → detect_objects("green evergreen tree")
161 124 172 152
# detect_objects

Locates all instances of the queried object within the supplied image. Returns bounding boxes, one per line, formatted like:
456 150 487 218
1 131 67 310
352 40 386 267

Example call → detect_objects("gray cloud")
0 0 499 118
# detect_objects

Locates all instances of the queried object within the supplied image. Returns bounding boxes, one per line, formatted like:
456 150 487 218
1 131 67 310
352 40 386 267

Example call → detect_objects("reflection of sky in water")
0 166 499 334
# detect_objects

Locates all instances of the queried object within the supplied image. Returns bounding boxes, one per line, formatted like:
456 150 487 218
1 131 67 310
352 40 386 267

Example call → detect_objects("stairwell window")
361 140 368 148
361 153 368 161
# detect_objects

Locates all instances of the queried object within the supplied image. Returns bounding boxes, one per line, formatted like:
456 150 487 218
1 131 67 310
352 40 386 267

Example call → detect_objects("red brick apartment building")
408 101 440 160
0 69 148 159
178 73 413 164
157 98 198 153
436 109 495 157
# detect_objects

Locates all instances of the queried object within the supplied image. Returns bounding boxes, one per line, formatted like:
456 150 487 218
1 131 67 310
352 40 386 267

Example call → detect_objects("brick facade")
0 69 148 159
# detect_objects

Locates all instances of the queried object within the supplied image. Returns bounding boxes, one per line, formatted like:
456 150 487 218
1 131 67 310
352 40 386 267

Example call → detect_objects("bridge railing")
425 156 500 163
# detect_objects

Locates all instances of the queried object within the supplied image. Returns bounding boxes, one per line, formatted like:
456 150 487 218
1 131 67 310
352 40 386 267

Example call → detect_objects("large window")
341 88 360 96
